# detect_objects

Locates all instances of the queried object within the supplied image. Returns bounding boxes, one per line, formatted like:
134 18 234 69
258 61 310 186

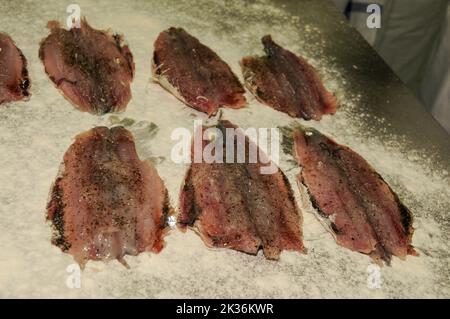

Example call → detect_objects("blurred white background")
332 0 450 134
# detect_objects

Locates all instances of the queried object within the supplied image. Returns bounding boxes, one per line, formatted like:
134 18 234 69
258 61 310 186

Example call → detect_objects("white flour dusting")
0 0 448 298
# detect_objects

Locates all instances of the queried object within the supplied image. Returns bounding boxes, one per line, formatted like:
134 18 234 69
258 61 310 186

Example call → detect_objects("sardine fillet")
178 120 304 260
47 126 170 266
241 35 337 121
39 19 134 114
152 27 246 116
292 126 416 263
0 32 30 105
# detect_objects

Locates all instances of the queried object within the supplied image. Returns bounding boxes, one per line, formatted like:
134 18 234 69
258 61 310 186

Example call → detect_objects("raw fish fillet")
47 126 171 266
39 19 134 114
152 27 246 116
0 32 30 105
241 35 337 120
178 120 304 259
291 126 416 263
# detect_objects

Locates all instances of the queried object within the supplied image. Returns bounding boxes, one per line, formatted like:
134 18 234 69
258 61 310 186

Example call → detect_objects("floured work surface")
0 0 449 298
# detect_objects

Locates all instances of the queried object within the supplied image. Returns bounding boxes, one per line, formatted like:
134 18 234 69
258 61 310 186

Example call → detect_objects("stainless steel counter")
279 0 450 162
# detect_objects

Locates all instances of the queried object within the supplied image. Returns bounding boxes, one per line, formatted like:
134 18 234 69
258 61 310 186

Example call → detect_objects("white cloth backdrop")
332 0 450 134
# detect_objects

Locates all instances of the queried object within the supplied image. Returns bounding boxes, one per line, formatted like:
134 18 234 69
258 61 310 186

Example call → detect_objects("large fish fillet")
39 19 134 114
47 126 171 267
0 32 30 105
291 126 416 264
152 27 246 116
241 35 337 121
178 120 305 259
